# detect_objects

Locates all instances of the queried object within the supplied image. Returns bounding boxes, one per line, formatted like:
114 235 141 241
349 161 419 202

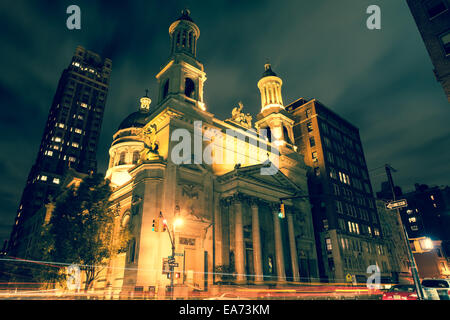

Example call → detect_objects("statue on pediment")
139 123 160 161
230 101 252 128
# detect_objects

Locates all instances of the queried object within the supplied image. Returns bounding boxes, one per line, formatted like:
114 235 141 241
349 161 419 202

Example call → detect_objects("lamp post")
384 164 425 300
160 211 183 300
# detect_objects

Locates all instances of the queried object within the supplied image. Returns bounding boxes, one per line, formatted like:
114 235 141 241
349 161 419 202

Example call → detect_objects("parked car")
421 279 450 300
382 284 418 300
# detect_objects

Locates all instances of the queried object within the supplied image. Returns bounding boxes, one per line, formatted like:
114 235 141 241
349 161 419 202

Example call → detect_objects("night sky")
0 0 449 242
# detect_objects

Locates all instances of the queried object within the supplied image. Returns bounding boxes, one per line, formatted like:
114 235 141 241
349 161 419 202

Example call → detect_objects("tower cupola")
169 9 200 58
257 63 284 112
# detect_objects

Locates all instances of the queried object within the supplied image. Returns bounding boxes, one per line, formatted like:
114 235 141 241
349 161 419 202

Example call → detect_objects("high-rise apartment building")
8 46 112 258
407 0 450 102
286 98 391 283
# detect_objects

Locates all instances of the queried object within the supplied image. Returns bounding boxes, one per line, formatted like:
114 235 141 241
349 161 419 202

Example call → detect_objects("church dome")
261 63 277 78
176 8 194 22
117 92 152 131
118 110 149 130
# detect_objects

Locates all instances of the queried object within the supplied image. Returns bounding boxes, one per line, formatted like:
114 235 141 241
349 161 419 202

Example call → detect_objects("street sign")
174 252 184 257
346 273 353 283
169 263 179 267
385 199 408 210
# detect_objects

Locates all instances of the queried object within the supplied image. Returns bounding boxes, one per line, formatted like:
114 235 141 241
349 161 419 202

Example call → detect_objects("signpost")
385 199 408 210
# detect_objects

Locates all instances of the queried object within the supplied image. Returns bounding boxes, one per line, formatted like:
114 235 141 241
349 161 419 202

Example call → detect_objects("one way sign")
385 199 408 210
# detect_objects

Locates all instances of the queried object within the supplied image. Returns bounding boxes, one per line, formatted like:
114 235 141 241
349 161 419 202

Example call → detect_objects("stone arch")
184 77 195 98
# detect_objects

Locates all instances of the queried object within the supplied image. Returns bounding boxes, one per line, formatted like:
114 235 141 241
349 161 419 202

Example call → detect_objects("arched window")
132 151 140 164
262 127 272 143
163 79 169 99
184 78 195 98
119 152 126 165
283 126 290 143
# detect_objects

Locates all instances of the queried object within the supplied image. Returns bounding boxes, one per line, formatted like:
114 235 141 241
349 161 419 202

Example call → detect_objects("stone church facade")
98 10 319 298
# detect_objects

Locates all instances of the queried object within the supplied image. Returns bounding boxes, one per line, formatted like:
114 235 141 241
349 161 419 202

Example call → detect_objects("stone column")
251 201 264 284
272 205 286 283
234 198 246 283
287 211 300 282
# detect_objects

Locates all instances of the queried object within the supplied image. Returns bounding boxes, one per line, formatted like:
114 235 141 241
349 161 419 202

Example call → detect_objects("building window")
323 219 329 230
53 178 60 184
72 142 79 148
184 78 195 98
312 151 318 162
424 0 448 19
408 217 416 223
162 79 169 99
440 31 450 55
133 151 140 164
325 238 332 251
314 167 320 176
329 167 337 179
74 128 83 134
119 152 126 165
309 136 316 147
306 122 313 132
40 176 48 181
333 184 340 196
336 201 343 213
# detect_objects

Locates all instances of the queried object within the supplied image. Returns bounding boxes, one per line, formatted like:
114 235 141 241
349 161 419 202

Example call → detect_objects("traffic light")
162 219 167 232
175 272 180 279
152 219 159 232
278 203 285 219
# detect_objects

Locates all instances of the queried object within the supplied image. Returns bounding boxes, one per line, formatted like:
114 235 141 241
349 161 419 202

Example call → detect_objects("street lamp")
160 211 183 300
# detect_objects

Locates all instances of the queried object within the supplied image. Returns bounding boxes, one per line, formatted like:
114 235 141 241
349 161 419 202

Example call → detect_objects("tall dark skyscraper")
8 46 112 258
407 0 450 102
286 99 391 283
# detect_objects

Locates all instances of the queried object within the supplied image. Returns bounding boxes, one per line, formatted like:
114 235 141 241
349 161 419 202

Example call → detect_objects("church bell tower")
156 9 207 111
255 63 295 147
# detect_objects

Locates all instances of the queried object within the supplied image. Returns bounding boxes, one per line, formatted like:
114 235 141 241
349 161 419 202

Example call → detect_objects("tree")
37 174 130 292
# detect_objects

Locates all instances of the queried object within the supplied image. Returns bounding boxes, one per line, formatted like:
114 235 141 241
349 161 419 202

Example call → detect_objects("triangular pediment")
217 162 301 194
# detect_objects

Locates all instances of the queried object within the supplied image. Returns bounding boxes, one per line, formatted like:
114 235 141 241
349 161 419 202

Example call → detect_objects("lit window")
409 217 416 223
77 115 84 120
430 195 435 200
80 102 88 108
41 176 48 181
72 142 79 148
53 137 62 143
45 150 53 156
411 225 418 231
57 123 65 129
53 178 60 184
306 122 313 132
68 156 76 162
326 238 332 251
74 128 83 134
312 151 318 162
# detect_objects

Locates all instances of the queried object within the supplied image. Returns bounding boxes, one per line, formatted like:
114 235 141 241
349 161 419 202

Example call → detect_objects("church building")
100 10 318 298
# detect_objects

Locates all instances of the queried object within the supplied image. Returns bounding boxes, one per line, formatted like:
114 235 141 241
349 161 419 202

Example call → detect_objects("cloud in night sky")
0 0 449 241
